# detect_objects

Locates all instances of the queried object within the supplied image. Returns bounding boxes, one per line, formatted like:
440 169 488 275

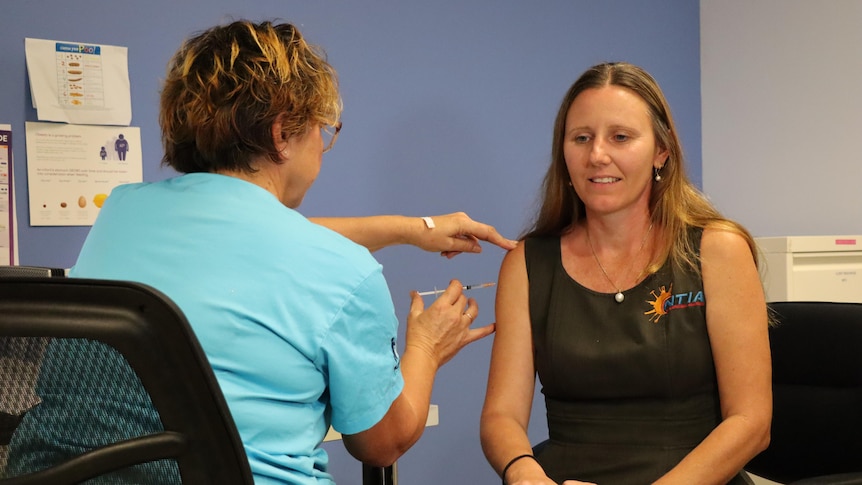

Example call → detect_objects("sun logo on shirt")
644 284 673 323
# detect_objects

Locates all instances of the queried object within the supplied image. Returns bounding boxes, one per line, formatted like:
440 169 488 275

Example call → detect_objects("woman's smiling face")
563 85 668 217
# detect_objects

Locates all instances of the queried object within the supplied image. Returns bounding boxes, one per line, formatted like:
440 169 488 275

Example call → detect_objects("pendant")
614 291 625 303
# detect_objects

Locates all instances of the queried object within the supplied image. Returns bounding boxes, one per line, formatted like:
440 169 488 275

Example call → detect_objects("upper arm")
482 242 536 428
323 271 403 435
341 392 413 466
700 227 771 422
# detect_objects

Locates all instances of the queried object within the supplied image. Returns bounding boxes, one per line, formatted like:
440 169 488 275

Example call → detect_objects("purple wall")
0 1 701 483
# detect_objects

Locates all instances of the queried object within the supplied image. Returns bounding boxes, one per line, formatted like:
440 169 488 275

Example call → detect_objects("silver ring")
464 311 473 320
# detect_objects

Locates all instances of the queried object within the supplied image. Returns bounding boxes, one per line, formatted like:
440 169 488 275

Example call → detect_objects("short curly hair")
159 20 341 174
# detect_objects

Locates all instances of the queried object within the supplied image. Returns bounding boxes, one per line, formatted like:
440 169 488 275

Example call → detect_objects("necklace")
585 222 654 303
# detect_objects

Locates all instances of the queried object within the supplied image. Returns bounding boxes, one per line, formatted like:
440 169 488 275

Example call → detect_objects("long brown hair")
526 62 758 274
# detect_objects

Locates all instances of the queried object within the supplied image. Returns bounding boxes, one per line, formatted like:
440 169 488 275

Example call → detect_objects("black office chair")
0 277 253 484
0 266 65 474
745 301 862 485
0 266 65 278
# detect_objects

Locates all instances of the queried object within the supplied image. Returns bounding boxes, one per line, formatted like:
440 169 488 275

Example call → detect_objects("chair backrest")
0 266 66 278
744 301 862 483
0 266 65 473
0 277 253 484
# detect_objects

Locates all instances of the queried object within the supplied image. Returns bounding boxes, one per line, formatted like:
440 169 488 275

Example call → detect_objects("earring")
654 166 663 182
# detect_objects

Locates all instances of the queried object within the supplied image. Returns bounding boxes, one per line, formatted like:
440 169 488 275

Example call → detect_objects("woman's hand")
405 279 494 367
309 213 516 254
505 470 596 485
413 212 518 258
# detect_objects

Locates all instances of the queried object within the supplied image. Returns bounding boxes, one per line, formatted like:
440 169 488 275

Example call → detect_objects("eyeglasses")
321 121 342 153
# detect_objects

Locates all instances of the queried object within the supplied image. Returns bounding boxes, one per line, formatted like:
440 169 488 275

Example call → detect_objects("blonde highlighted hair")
159 20 342 173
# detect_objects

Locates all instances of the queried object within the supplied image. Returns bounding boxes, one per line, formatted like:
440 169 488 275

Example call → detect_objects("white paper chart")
25 38 131 126
55 43 105 109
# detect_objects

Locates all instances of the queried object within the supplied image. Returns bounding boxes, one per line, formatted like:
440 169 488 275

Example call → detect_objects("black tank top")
524 231 750 484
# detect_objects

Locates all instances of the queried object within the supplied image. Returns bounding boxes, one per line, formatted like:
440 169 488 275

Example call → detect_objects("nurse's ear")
271 113 291 158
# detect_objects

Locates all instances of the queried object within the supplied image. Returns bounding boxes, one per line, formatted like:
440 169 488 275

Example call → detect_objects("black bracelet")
501 453 539 485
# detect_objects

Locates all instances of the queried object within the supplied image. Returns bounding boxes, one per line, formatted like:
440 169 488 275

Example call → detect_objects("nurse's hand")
405 279 494 367
412 212 517 258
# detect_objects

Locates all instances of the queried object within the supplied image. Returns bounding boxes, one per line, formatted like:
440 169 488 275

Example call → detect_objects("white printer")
755 235 862 303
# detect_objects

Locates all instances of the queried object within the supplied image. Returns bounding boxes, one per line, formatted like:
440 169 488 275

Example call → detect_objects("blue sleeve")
320 269 404 435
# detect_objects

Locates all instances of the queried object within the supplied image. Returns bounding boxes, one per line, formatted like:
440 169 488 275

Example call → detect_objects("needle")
417 282 496 296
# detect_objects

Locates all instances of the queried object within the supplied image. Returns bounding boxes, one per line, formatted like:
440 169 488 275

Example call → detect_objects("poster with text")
0 125 13 264
25 122 142 226
25 38 132 126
